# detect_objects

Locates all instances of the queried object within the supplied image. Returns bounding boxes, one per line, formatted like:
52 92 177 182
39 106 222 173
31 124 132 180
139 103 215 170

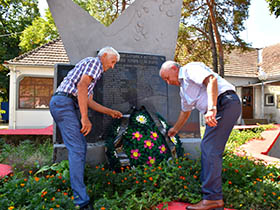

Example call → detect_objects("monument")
48 0 201 165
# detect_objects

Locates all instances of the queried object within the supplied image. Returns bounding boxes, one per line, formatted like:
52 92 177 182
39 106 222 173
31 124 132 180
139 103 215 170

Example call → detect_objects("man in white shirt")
160 61 241 210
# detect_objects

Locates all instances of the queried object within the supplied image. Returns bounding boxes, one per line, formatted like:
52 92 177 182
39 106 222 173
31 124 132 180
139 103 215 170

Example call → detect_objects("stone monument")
48 0 201 165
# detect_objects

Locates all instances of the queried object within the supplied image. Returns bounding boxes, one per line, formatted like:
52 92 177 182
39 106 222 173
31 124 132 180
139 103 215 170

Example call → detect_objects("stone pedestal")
181 138 202 159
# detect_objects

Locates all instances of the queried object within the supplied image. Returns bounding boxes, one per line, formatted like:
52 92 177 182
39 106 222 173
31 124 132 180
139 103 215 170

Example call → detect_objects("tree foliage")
19 9 59 52
0 0 40 100
73 0 135 26
177 0 251 74
266 0 280 18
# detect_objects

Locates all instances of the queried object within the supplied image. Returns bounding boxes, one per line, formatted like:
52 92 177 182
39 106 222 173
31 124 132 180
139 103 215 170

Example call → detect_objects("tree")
19 9 59 52
73 0 135 26
266 0 280 18
0 0 40 100
178 0 251 77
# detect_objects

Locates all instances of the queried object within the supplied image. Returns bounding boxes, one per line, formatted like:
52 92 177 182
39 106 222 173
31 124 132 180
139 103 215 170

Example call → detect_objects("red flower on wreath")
132 131 142 141
159 144 167 154
131 149 141 159
144 140 154 149
150 131 158 140
146 156 156 166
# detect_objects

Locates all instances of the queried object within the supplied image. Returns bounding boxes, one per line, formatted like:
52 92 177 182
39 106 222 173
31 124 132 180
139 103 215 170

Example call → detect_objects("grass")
0 138 53 174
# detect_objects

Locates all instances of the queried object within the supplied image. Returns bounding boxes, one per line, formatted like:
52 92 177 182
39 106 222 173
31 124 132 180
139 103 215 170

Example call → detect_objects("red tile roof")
224 48 258 78
6 38 69 66
261 43 280 77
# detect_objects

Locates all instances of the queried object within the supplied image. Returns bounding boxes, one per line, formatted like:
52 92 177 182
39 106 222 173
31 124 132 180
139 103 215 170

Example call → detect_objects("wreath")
105 106 184 170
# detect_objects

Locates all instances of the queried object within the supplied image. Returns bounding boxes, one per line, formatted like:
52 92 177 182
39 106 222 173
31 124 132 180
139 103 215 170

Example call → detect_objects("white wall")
8 65 54 129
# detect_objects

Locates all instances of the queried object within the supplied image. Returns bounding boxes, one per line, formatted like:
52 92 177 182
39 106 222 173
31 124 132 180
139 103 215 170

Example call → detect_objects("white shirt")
178 62 235 114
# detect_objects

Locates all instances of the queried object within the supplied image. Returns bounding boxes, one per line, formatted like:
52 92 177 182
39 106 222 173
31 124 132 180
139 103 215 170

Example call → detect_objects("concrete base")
53 138 202 167
53 141 106 167
181 138 202 159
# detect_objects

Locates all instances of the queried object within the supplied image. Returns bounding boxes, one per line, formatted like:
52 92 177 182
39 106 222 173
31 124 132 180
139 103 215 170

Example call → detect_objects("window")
18 77 53 109
265 94 274 106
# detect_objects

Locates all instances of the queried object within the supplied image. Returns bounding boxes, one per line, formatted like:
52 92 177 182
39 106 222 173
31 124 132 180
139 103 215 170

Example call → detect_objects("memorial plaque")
53 52 200 144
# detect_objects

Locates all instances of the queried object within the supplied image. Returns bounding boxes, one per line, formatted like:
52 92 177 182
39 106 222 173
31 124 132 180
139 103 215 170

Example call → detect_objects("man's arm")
168 111 191 137
77 74 92 136
88 95 122 118
203 74 218 127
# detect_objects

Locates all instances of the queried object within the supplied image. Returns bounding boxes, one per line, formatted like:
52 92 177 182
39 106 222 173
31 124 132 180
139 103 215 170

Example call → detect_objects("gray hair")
159 60 181 76
98 46 120 61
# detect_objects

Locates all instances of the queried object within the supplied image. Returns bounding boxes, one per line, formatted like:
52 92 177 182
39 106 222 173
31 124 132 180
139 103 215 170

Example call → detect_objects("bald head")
159 61 181 86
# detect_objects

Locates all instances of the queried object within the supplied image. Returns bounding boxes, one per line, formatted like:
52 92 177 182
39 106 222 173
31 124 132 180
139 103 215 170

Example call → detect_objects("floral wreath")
105 106 184 170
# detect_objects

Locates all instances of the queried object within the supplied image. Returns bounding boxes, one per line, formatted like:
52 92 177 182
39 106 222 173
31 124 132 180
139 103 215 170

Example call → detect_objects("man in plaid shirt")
50 46 123 210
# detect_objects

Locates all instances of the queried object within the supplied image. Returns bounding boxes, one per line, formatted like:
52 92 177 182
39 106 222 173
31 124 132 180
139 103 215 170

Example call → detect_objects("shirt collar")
97 56 104 73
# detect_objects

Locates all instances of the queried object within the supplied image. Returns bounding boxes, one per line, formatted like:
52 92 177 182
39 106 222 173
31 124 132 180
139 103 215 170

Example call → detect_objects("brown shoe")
186 199 224 210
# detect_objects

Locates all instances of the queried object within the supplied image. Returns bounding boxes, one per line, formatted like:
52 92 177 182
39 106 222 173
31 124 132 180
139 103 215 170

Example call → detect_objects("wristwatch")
208 105 217 111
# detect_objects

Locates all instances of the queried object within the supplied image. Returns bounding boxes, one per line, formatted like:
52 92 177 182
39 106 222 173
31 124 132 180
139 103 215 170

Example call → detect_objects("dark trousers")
49 95 90 207
200 92 241 200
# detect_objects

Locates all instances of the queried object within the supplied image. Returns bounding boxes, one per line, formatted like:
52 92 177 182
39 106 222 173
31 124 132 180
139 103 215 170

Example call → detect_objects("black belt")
218 90 236 99
53 91 78 102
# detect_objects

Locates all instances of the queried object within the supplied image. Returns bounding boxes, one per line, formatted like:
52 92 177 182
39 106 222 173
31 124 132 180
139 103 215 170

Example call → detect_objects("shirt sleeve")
84 58 101 79
186 62 213 85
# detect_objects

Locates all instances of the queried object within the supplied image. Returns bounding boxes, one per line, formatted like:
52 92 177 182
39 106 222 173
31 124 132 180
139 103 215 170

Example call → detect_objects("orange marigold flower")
143 180 147 183
96 166 99 169
58 176 62 179
62 180 66 183
184 185 188 189
64 192 68 196
34 177 40 182
112 171 116 174
71 196 74 200
101 168 105 171
101 207 106 210
235 169 239 173
121 180 124 183
158 166 162 170
57 189 61 192
193 175 198 179
228 181 232 184
56 204 60 208
223 169 227 172
178 166 182 168
29 170 32 174
8 206 15 210
136 180 139 184
107 182 111 185
272 192 276 196
50 208 54 210
20 183 25 187
24 178 27 182
149 177 153 181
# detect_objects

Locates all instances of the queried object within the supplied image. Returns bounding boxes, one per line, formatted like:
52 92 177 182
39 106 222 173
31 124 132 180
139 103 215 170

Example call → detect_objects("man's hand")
110 110 123 119
80 117 92 136
204 109 217 127
168 127 178 137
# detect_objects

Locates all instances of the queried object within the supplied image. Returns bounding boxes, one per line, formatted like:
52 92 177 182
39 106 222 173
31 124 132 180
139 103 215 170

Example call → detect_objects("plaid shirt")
56 57 103 97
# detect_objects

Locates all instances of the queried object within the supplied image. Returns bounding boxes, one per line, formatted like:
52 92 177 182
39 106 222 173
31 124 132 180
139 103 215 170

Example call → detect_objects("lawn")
0 125 279 210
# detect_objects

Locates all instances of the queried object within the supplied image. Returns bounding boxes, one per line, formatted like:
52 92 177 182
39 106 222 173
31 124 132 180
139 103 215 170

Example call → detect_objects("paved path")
237 125 280 166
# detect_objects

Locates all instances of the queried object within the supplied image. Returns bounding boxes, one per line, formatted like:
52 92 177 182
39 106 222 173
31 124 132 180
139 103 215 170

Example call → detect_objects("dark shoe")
186 199 224 210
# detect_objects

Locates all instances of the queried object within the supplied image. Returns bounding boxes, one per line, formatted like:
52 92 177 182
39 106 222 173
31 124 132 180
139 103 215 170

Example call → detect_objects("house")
4 39 280 129
4 39 69 129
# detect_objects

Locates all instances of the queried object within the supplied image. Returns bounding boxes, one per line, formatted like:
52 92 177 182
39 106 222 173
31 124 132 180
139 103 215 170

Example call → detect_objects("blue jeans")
49 95 90 207
200 92 241 200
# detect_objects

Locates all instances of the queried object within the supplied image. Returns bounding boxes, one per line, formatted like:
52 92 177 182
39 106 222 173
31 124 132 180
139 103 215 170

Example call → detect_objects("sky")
38 0 280 49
